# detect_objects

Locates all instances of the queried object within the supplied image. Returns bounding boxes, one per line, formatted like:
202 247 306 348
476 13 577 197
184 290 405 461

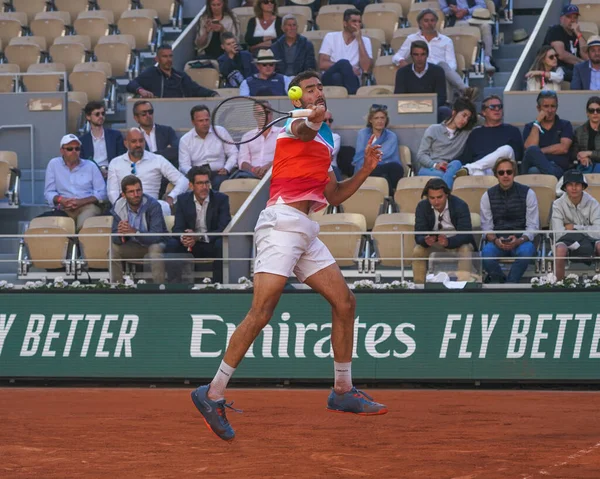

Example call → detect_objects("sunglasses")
588 108 600 114
258 62 275 67
137 109 154 116
131 163 137 175
547 54 557 60
485 103 503 110
93 111 106 117
63 146 81 152
497 169 514 176
371 104 388 111
262 0 275 4
437 214 443 230
325 118 334 124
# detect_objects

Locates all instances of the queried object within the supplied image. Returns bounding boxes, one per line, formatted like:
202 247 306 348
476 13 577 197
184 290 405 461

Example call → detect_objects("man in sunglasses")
571 36 600 90
480 157 539 283
239 48 291 97
132 100 179 167
44 134 107 231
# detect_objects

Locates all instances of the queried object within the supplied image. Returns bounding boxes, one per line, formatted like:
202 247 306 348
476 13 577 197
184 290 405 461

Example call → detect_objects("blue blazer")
571 61 591 90
145 123 180 167
172 190 231 245
79 128 126 164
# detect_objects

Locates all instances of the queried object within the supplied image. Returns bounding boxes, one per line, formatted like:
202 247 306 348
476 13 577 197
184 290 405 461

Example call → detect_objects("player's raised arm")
289 105 327 142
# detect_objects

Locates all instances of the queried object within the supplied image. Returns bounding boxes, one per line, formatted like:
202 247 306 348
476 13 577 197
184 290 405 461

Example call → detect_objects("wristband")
533 121 544 133
305 118 322 131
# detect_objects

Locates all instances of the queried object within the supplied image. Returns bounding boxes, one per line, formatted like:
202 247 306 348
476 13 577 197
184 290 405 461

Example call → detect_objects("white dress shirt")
142 125 158 152
392 31 457 71
238 126 281 169
178 126 238 174
319 31 373 72
91 130 108 167
332 132 341 168
433 201 456 237
107 150 188 204
194 193 210 243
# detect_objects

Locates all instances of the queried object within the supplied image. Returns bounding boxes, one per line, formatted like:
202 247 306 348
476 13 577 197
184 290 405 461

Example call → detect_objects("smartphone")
211 19 220 24
438 163 447 172
500 238 511 244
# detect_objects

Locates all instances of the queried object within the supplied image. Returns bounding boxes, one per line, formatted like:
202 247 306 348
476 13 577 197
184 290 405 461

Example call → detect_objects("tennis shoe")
191 385 241 442
327 387 388 415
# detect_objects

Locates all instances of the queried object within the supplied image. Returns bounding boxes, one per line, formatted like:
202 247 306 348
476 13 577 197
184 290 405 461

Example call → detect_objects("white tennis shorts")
254 204 336 282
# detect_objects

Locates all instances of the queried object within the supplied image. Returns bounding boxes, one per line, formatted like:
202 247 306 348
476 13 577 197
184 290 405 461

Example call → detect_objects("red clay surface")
2 388 600 478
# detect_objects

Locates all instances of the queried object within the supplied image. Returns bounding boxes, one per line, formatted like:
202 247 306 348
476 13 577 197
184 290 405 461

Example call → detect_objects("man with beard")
571 36 600 90
79 101 126 171
190 70 388 443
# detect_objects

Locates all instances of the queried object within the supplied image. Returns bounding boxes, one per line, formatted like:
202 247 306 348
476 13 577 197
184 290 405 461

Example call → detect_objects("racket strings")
212 97 271 145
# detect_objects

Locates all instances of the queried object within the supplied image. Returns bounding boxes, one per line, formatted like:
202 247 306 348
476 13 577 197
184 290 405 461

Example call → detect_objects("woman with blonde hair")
195 0 241 59
245 0 284 54
525 45 565 91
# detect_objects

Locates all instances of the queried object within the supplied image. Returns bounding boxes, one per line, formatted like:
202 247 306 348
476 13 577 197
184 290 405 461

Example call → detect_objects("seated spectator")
521 90 573 178
245 0 283 55
481 158 539 283
394 40 451 123
239 49 291 96
79 101 126 171
110 175 166 284
571 36 600 90
235 100 281 179
126 45 218 99
453 95 523 177
44 134 107 231
552 170 600 280
413 178 476 283
179 105 238 191
132 100 179 167
416 96 477 188
352 105 403 196
166 166 232 283
195 0 241 60
271 14 317 79
108 128 188 215
543 4 588 82
325 111 342 181
526 45 565 91
438 0 495 72
319 8 373 95
218 32 256 88
392 8 471 99
572 96 600 173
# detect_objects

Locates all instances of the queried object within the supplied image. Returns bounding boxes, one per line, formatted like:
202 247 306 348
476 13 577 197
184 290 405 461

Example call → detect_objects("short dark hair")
343 8 361 22
157 44 172 54
481 94 502 110
587 96 600 109
421 178 451 198
289 70 321 92
221 31 236 43
132 100 152 116
190 104 210 121
84 100 105 116
121 174 142 193
536 89 558 107
187 165 212 183
410 40 429 56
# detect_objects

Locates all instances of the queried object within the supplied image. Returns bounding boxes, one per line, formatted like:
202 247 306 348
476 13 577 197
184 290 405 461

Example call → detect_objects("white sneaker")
484 58 496 72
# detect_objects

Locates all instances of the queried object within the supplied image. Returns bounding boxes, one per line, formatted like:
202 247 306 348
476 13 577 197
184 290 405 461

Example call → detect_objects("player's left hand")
307 104 326 123
362 134 382 172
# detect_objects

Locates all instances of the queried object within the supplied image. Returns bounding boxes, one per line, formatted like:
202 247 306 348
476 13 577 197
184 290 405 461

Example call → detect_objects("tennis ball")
288 86 303 101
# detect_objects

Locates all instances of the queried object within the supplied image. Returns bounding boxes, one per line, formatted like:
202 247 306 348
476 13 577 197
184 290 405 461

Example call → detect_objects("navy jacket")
571 61 592 90
79 128 126 164
126 66 218 98
414 195 476 250
218 50 256 86
173 190 231 245
271 34 316 76
144 123 180 167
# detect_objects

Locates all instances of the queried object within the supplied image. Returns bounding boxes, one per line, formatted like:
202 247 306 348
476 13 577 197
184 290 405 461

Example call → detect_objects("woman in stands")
525 45 565 92
352 105 403 196
245 0 284 55
195 0 241 59
416 95 478 188
572 96 600 173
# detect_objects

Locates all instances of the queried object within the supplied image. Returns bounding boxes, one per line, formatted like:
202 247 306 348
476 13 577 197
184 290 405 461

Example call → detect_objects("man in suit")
166 165 232 283
571 35 600 90
79 101 126 172
132 100 180 168
412 178 476 283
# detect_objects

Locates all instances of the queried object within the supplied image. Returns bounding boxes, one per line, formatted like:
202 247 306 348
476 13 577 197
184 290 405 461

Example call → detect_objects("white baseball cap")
60 134 82 148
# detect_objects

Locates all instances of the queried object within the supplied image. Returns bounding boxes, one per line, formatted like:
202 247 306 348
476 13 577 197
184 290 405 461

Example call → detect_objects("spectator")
239 49 291 96
572 96 600 173
543 4 588 83
571 36 600 90
245 0 284 55
126 45 218 99
352 105 403 195
325 110 342 181
525 45 565 92
195 0 241 60
235 100 281 179
44 134 107 230
438 0 495 72
132 100 179 166
453 95 523 177
179 105 238 191
218 32 256 88
166 166 232 283
552 170 600 280
392 8 471 99
108 128 188 215
416 96 477 188
79 101 126 170
110 175 166 284
521 90 574 178
481 157 539 283
413 178 476 283
394 40 451 123
271 14 317 79
319 8 373 95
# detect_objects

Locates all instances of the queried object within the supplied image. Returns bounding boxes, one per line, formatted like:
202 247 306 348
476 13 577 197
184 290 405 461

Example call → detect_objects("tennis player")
192 70 388 442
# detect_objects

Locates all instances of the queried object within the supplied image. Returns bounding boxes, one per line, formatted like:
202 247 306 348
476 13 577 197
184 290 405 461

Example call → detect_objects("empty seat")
74 11 113 48
579 21 599 40
216 87 240 97
322 85 348 98
12 0 48 25
361 28 385 59
407 2 444 29
575 1 600 28
0 160 10 200
0 13 26 50
444 26 482 71
372 55 397 87
0 151 20 205
390 27 419 53
139 0 177 25
69 62 111 102
67 90 88 134
117 9 157 50
342 176 389 230
394 176 436 213
79 216 112 269
23 63 66 92
53 34 92 51
231 7 254 38
399 145 412 177
278 5 312 32
49 41 87 73
220 178 260 216
164 215 175 232
382 0 413 22
316 213 366 267
184 63 220 90
356 84 394 96
30 12 69 47
54 0 90 23
452 175 498 215
0 64 19 93
24 216 76 270
303 29 332 61
372 212 416 266
96 0 132 23
95 36 133 77
316 4 353 31
517 174 557 229
363 3 402 44
5 37 45 72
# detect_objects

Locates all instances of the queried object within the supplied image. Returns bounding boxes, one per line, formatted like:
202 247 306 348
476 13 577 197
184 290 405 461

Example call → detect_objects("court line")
522 441 600 478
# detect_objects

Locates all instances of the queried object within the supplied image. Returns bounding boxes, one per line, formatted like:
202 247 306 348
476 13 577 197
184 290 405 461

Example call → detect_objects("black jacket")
126 66 217 98
271 34 316 76
173 190 231 245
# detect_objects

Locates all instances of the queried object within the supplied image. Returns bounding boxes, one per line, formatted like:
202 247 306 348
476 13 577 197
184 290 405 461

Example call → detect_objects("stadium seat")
53 34 92 52
78 216 112 269
361 28 385 59
0 13 26 50
54 0 90 23
0 64 19 93
231 7 254 38
216 87 240 97
390 27 419 52
303 30 332 61
452 175 498 215
322 85 348 98
394 176 436 214
342 176 389 230
279 5 312 32
67 91 88 134
584 173 600 202
399 145 412 177
69 62 111 102
0 151 20 206
371 212 416 267
164 215 175 232
316 213 366 267
356 85 394 96
579 21 599 41
316 4 354 31
407 2 444 29
517 174 557 229
220 178 260 216
0 160 10 201
372 55 397 88
30 11 70 47
96 0 132 23
5 37 45 72
12 0 48 25
24 216 76 270
139 0 177 26
117 9 157 51
363 4 402 44
23 63 66 92
573 1 600 30
382 0 412 24
49 39 87 74
95 35 134 77
74 11 113 48
444 26 481 72
184 63 220 90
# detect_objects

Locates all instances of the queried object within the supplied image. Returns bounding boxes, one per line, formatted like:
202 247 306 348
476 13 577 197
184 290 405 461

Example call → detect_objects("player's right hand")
307 104 326 123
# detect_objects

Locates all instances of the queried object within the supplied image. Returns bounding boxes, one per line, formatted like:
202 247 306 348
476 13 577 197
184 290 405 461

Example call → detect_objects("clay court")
2 388 600 478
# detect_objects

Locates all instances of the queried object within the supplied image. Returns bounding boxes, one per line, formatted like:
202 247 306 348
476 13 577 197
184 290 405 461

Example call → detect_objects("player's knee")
333 290 355 318
248 304 275 327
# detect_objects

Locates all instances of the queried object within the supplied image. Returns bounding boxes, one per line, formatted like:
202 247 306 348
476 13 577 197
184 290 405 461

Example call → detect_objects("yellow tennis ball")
288 86 303 101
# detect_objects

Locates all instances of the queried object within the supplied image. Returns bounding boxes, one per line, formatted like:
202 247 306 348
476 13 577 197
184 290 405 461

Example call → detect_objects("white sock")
334 361 353 393
210 360 236 400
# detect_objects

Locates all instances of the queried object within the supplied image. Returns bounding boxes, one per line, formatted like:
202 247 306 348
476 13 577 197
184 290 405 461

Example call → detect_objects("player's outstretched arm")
324 134 381 206
290 105 327 142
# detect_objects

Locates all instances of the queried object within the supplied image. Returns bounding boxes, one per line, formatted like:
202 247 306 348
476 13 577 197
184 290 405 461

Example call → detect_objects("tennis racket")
210 96 313 146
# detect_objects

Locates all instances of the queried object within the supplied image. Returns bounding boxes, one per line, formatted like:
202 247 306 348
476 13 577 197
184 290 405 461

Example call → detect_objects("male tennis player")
192 70 387 441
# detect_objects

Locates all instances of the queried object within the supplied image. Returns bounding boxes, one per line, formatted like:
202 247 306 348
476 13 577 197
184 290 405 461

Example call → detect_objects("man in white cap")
239 49 291 97
571 35 600 90
44 134 107 230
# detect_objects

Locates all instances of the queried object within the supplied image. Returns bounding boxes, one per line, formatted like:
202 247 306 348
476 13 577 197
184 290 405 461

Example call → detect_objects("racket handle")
290 109 314 118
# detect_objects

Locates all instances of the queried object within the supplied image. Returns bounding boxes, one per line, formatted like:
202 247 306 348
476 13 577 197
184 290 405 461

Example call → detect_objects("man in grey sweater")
552 170 600 280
